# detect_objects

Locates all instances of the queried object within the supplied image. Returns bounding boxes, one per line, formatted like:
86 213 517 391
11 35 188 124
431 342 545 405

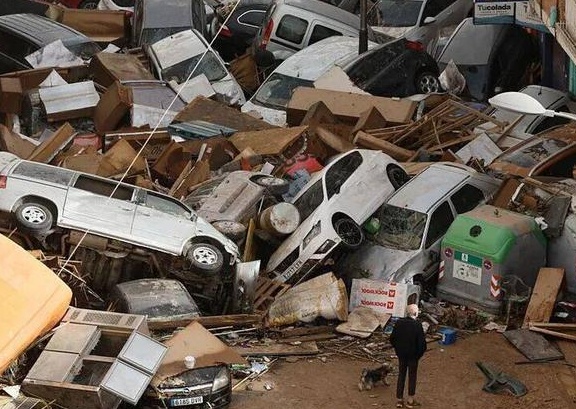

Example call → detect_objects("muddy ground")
231 332 576 409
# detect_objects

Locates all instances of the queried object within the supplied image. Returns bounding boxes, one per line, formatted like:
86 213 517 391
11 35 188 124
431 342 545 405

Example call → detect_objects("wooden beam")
529 325 576 342
147 314 263 331
353 131 414 161
523 268 565 328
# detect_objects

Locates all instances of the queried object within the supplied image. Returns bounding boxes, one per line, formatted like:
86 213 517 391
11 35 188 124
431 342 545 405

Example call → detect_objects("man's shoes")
396 399 404 408
405 399 421 408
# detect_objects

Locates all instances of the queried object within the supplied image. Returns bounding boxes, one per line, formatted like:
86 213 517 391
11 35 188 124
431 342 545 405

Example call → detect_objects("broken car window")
450 184 485 214
376 204 427 250
253 73 314 109
309 25 342 46
325 151 363 199
376 0 424 27
425 201 454 248
293 180 325 222
143 193 191 218
499 137 568 168
162 50 227 83
13 162 74 186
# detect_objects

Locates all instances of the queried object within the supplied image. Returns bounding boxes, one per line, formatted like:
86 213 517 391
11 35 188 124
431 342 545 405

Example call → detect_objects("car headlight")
302 221 321 249
212 367 230 392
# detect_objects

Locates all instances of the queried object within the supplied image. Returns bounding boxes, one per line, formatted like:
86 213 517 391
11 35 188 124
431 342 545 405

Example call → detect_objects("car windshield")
376 0 424 27
161 50 227 83
141 27 187 46
499 138 569 168
292 180 324 222
253 73 314 109
375 204 427 250
62 39 101 60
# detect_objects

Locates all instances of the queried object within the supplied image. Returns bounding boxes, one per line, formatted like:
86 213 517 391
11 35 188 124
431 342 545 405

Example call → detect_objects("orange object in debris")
0 234 71 373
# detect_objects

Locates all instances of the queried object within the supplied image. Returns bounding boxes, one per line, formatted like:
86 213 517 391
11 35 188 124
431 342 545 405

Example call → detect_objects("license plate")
171 396 203 406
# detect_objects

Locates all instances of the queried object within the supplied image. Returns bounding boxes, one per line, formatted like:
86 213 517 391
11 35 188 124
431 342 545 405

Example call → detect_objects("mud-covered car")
339 163 500 287
266 149 408 284
0 152 239 311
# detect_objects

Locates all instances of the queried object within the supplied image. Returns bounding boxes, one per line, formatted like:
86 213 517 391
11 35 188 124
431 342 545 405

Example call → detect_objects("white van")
253 0 362 62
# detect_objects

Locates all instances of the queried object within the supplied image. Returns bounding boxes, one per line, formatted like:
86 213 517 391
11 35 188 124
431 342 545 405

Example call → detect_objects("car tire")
334 218 364 249
79 0 99 8
254 176 290 195
387 165 409 189
186 243 224 274
15 202 53 233
416 72 441 94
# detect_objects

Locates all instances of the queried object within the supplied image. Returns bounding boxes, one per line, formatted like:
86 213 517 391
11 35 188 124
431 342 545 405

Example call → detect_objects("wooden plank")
523 267 565 327
147 314 262 331
278 333 337 343
316 126 355 153
233 341 319 356
353 131 414 161
229 126 308 156
243 219 256 262
503 328 564 361
531 323 576 330
529 326 576 342
427 134 477 152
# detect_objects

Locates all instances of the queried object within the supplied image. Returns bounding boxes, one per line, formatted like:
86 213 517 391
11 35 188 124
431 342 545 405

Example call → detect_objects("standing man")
390 304 426 408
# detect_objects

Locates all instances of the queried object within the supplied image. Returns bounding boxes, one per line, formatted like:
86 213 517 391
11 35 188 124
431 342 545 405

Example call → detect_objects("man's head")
407 304 419 319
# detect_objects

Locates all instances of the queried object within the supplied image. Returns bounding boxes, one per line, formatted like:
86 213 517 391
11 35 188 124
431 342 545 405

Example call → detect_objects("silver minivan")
254 0 362 62
0 152 239 274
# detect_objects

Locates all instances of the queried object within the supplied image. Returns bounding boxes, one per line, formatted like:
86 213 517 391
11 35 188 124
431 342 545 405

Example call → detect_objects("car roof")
280 0 360 28
438 17 508 65
387 163 478 213
149 29 206 69
274 36 375 80
0 13 88 47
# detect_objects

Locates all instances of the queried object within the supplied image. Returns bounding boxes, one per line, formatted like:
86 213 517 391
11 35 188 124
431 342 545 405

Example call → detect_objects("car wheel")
186 243 224 273
387 165 409 189
79 0 99 9
334 218 364 249
15 203 53 233
416 72 441 94
254 176 290 195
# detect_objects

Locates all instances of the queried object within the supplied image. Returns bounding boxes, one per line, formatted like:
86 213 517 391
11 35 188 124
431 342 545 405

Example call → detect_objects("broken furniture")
21 307 167 409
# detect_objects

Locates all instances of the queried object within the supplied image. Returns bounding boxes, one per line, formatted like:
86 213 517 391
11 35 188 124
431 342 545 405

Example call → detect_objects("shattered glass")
253 73 314 109
499 138 568 168
375 204 427 250
162 51 227 83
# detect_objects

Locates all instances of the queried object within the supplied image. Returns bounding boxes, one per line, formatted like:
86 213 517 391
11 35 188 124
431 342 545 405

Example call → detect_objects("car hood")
241 101 287 127
266 211 320 272
371 25 414 39
212 76 246 106
340 242 419 281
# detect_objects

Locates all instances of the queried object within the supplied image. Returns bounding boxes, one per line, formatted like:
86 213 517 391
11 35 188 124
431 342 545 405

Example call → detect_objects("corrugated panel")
168 120 237 140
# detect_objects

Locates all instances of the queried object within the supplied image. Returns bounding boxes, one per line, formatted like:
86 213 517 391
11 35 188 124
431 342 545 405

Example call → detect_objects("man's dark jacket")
390 317 427 361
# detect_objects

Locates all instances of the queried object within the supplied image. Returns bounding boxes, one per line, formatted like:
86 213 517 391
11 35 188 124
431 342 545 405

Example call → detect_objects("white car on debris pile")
266 149 409 285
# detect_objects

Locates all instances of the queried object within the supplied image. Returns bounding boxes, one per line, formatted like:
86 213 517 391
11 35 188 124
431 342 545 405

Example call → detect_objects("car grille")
275 247 299 274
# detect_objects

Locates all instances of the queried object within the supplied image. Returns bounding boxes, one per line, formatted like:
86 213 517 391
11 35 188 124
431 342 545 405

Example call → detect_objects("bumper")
145 385 231 409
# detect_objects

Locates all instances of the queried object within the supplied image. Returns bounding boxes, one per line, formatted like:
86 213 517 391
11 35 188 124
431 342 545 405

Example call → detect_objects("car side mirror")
423 16 437 25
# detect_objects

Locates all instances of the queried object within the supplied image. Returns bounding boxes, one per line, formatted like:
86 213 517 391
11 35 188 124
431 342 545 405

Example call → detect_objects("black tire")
387 165 409 189
186 243 224 273
15 203 53 233
334 218 364 249
254 176 290 195
79 0 99 9
415 71 441 94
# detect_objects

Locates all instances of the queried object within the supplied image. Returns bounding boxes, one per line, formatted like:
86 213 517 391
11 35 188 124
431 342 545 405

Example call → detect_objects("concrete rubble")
0 1 575 408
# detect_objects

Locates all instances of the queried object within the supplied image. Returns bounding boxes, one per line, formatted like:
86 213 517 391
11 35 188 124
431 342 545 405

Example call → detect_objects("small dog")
358 363 392 391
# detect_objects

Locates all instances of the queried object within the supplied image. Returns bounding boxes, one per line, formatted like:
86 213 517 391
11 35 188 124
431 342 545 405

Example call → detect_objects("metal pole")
359 0 368 54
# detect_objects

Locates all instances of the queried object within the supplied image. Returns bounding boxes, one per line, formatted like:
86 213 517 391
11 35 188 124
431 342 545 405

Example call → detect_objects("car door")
305 21 343 46
270 11 309 60
62 174 136 239
449 182 487 215
131 191 196 254
421 200 455 278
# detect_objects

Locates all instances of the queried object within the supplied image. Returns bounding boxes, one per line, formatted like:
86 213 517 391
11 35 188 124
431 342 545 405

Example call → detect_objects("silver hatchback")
0 152 239 274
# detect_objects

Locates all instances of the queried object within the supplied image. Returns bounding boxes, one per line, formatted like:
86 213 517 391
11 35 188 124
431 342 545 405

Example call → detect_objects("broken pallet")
254 276 291 314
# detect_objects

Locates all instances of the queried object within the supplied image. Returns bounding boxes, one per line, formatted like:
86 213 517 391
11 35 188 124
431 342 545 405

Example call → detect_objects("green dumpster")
437 205 546 314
